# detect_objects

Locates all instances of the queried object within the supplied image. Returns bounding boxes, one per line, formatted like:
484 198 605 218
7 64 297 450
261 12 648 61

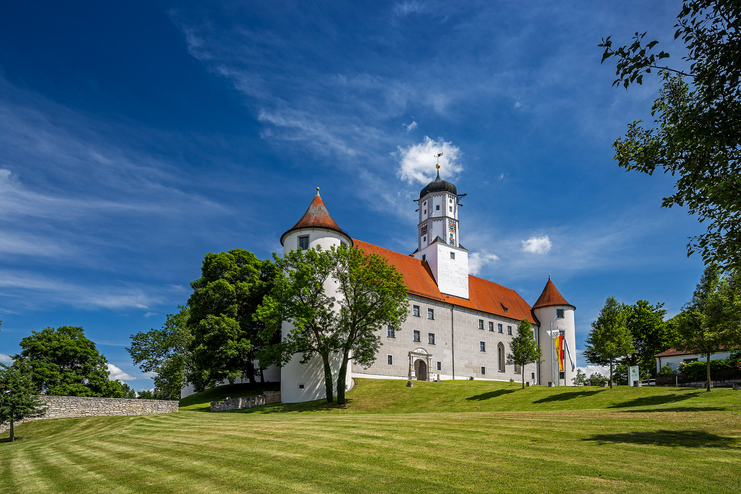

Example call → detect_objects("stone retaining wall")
210 391 281 412
678 378 741 388
0 395 179 433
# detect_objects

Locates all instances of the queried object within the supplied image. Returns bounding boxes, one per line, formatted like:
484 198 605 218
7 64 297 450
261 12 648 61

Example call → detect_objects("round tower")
532 276 576 386
279 188 352 403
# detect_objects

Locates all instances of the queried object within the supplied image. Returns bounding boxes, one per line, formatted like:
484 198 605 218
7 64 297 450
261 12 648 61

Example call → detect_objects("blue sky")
0 1 705 387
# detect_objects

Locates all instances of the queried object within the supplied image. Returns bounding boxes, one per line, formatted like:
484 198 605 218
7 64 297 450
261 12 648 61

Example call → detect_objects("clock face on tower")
421 225 427 235
449 223 455 233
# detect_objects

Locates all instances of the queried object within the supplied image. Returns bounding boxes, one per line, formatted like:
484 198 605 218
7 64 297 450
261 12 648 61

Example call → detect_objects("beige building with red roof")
279 177 577 403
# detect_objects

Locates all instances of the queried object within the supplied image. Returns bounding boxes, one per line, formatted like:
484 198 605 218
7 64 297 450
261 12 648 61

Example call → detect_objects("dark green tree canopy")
13 326 125 397
187 249 278 392
584 296 634 388
128 307 191 400
0 362 47 442
675 264 741 390
600 1 741 268
624 300 677 377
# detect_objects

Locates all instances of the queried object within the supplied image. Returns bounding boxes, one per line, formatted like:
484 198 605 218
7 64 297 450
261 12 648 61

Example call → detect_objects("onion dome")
280 188 351 246
419 167 457 199
532 276 575 310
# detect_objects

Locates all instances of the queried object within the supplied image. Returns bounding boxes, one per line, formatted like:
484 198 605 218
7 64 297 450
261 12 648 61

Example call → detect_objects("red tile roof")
532 278 573 310
353 239 539 325
655 347 737 358
654 348 693 358
280 190 347 245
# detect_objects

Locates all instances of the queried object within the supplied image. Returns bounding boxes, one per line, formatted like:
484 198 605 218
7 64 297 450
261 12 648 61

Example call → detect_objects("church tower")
532 277 576 386
412 162 469 299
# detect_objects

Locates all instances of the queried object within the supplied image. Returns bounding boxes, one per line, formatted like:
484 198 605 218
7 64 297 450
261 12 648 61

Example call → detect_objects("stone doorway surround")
408 347 432 381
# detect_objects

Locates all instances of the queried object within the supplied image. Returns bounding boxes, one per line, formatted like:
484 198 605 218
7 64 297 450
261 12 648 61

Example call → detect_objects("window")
683 358 698 363
480 341 486 352
422 254 426 262
298 235 309 250
387 326 395 338
449 233 455 244
449 206 453 212
423 236 426 242
507 325 513 335
559 371 565 380
436 205 440 210
428 308 434 320
387 355 393 365
413 330 421 342
413 305 420 317
498 323 503 333
478 319 484 330
514 364 521 374
424 201 426 206
428 333 435 345
556 309 564 318
437 361 441 371
498 343 505 372
450 252 455 259
481 366 486 375
489 321 494 332
424 209 427 214
531 372 536 380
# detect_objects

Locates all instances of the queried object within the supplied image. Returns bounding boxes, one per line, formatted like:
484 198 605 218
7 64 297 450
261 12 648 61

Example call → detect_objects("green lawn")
2 380 740 494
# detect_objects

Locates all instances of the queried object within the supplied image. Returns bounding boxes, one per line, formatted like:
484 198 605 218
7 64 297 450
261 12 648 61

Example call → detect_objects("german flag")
555 335 565 372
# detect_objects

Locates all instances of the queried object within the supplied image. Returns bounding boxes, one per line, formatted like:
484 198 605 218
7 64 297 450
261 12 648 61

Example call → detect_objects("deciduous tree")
13 326 123 397
0 363 47 442
128 307 191 400
258 246 340 403
187 250 278 392
333 245 408 404
584 296 634 388
506 319 542 389
600 1 741 269
675 264 741 391
623 300 677 378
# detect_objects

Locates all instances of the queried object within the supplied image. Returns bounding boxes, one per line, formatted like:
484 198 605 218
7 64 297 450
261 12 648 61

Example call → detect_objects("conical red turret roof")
532 277 574 310
280 189 349 245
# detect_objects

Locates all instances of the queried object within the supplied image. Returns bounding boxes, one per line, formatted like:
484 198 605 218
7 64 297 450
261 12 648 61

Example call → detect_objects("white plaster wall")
655 351 731 373
534 305 576 386
180 363 280 399
354 296 540 385
435 243 468 299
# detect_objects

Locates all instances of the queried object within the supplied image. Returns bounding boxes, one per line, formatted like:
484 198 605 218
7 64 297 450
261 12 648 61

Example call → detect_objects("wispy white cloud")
393 1 427 16
0 270 165 310
144 312 157 318
397 136 462 185
404 121 418 132
469 251 499 276
107 364 135 381
521 235 552 254
0 353 13 363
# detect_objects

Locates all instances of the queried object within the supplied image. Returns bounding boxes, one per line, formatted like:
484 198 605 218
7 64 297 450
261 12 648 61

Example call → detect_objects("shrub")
658 364 675 376
678 359 732 381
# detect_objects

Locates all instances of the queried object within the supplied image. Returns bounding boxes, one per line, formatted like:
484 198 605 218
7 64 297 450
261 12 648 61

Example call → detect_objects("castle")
278 168 577 403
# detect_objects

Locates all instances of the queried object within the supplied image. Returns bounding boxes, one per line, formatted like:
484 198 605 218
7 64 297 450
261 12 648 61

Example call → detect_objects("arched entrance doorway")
408 347 432 381
414 359 428 381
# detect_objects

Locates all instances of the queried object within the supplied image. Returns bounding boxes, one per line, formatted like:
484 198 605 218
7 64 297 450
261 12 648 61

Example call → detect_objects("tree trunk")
321 354 334 403
706 352 712 392
336 351 351 404
246 361 257 385
609 358 613 389
521 367 525 389
259 367 265 384
9 420 14 442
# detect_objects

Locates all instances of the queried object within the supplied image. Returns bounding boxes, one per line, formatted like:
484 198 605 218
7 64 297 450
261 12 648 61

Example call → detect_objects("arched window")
498 343 505 372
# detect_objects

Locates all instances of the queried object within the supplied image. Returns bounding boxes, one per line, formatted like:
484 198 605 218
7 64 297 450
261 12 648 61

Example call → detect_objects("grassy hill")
1 380 739 494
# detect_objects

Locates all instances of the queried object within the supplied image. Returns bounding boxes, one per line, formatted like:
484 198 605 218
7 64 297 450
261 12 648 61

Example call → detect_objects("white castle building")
279 168 577 403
